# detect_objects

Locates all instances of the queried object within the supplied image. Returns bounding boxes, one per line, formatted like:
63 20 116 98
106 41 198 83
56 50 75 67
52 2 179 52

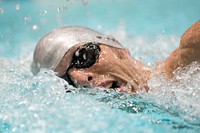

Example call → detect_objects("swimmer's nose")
69 70 94 87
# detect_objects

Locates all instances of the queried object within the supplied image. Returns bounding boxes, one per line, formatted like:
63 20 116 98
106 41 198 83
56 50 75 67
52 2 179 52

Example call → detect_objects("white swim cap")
31 26 124 75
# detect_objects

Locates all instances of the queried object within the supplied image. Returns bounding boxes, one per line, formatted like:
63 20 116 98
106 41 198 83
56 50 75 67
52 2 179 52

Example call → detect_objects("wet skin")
68 45 151 93
56 20 200 93
156 20 200 79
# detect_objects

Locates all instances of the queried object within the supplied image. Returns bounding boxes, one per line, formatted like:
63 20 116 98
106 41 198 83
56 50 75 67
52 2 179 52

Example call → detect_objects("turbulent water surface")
0 57 200 132
0 0 200 132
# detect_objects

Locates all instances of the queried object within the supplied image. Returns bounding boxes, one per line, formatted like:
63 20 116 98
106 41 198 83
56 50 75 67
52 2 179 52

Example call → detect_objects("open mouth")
110 81 121 88
98 80 120 88
98 80 132 93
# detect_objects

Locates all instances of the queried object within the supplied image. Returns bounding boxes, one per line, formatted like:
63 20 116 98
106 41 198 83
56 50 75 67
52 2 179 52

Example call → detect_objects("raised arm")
156 20 200 78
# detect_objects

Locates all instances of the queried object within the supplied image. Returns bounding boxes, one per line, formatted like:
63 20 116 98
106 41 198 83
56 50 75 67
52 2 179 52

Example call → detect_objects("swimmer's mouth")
98 80 120 88
98 80 132 93
109 81 121 88
65 80 133 93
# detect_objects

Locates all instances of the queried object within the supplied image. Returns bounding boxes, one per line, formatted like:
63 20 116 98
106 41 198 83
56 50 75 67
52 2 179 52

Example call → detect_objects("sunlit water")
0 0 200 132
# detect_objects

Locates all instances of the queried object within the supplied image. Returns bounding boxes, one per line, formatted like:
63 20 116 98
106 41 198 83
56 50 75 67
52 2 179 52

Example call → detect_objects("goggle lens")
70 42 101 69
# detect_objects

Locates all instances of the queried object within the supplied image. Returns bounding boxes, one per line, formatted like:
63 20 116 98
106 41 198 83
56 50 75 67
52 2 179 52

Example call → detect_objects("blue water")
0 0 200 132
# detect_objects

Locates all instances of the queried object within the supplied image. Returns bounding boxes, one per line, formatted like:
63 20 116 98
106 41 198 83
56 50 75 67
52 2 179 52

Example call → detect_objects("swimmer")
31 20 200 93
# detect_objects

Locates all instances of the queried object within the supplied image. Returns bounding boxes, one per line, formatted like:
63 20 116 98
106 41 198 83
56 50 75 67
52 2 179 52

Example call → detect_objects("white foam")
0 57 157 132
147 62 200 122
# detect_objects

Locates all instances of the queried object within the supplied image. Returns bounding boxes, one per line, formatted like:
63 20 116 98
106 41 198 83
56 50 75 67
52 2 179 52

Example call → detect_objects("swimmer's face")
57 43 150 93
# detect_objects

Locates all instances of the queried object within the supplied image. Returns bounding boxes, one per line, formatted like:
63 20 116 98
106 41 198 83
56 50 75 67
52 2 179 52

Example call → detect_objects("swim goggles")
60 42 101 86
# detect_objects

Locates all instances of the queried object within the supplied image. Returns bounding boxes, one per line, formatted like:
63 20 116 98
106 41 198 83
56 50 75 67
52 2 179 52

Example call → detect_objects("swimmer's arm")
157 20 200 79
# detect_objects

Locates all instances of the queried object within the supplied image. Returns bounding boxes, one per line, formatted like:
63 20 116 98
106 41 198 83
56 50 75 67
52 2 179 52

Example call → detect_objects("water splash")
1 0 200 132
1 57 199 132
147 62 200 122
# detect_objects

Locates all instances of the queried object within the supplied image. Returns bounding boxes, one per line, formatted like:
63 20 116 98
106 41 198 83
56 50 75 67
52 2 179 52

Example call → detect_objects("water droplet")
132 106 139 113
33 113 39 118
0 7 4 14
12 127 17 132
41 10 47 16
162 30 165 34
97 25 102 30
15 4 20 10
119 95 127 100
20 124 25 128
63 5 67 10
24 16 32 23
86 12 91 17
82 0 88 5
28 104 39 111
0 32 3 39
57 7 60 13
32 25 39 31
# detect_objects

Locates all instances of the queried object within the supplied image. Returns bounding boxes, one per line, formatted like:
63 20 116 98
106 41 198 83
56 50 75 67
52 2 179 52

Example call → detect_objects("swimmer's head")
32 26 123 75
32 26 150 93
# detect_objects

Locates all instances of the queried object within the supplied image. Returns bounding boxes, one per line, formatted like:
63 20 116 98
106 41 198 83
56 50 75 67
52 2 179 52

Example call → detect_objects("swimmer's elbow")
178 20 200 67
180 20 200 50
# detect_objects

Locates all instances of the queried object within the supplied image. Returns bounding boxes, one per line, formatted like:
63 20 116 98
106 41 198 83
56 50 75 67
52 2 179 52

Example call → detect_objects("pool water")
0 0 200 132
